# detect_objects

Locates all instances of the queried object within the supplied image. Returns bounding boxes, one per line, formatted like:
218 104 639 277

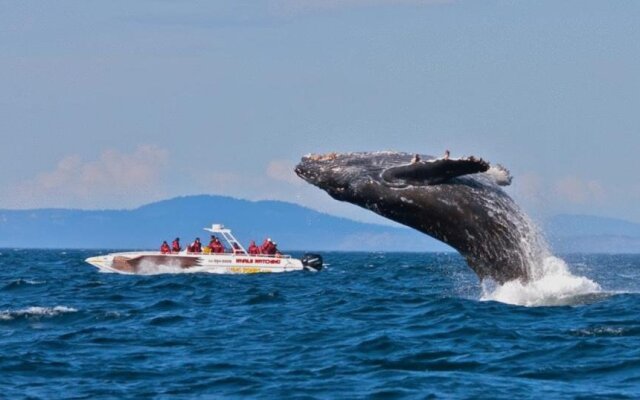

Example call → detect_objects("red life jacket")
260 240 270 253
212 242 224 253
172 240 181 252
160 244 170 254
248 244 259 255
263 242 276 255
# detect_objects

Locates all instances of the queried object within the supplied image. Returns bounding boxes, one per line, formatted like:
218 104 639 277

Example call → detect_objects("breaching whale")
295 152 546 284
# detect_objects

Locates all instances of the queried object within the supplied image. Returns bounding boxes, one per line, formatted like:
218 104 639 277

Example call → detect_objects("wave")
0 306 78 321
2 279 46 290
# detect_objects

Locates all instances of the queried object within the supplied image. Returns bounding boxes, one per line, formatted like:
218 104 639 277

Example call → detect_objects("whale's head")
295 151 507 205
295 152 410 202
295 151 535 284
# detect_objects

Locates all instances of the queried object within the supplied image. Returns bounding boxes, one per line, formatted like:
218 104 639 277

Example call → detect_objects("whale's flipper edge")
382 157 490 186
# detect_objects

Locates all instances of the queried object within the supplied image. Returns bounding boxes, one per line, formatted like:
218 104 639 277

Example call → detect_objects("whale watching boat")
85 224 323 275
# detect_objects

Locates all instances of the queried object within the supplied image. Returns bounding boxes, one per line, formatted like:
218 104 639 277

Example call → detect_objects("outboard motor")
301 253 323 272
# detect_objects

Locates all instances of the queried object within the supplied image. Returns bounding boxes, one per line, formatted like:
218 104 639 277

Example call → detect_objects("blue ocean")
1 250 640 399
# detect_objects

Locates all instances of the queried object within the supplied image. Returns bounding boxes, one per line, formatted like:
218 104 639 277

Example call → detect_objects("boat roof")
203 224 231 234
203 224 247 253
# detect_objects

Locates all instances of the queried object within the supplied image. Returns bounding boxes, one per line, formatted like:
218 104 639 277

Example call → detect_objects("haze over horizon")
1 1 638 225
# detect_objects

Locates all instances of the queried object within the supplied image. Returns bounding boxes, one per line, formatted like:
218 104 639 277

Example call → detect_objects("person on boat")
268 242 277 255
160 241 171 254
272 242 282 257
264 239 278 255
443 149 450 160
171 238 181 253
214 238 226 253
189 238 202 253
261 238 274 255
248 241 260 255
208 235 220 253
411 154 420 164
209 236 225 253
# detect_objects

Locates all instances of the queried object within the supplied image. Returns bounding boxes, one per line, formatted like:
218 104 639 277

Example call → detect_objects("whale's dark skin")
295 152 541 284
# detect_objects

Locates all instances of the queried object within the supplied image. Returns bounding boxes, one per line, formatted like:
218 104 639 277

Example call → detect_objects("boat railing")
168 250 291 259
236 252 292 259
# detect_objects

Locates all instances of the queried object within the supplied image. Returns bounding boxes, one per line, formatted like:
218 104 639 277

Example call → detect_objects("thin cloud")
4 145 169 209
266 159 304 186
510 172 610 221
512 172 544 203
554 176 605 205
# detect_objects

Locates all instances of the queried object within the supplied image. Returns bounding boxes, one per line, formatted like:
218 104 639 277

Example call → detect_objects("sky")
1 0 638 224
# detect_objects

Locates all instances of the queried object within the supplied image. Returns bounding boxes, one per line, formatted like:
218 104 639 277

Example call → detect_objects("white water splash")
477 186 602 307
0 306 78 321
481 256 601 306
134 259 191 275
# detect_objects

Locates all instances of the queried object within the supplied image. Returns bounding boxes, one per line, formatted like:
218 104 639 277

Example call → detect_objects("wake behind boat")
85 224 323 275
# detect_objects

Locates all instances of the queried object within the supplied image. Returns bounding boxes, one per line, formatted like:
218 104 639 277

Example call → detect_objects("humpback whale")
295 152 546 284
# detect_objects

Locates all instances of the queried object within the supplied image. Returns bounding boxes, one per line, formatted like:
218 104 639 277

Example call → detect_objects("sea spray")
481 256 601 306
135 259 187 275
480 210 601 306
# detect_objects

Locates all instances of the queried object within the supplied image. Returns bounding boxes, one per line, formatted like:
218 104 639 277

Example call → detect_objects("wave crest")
0 306 78 321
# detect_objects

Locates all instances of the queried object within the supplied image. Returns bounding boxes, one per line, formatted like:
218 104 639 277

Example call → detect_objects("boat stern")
301 253 323 272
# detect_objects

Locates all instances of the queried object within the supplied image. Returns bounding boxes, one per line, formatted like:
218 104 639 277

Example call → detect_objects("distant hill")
2 197 638 253
545 214 640 253
0 195 450 252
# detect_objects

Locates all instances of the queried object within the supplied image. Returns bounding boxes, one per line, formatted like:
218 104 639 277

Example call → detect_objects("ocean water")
1 250 640 399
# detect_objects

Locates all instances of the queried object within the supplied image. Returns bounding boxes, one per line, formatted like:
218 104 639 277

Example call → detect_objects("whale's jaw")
296 151 543 284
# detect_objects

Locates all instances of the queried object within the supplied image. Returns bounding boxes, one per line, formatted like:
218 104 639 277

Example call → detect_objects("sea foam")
0 306 78 321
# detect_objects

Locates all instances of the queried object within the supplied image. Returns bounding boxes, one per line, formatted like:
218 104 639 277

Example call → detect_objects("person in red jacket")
260 238 271 254
248 241 260 255
160 241 171 254
189 238 202 253
171 238 181 253
209 236 225 253
261 238 276 255
208 235 216 250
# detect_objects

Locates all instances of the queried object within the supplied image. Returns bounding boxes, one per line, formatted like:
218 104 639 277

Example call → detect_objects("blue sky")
1 0 638 224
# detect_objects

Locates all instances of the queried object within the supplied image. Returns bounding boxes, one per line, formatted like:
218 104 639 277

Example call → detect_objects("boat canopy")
203 224 247 254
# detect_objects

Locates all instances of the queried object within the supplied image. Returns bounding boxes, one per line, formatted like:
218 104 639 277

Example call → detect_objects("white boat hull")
85 252 308 275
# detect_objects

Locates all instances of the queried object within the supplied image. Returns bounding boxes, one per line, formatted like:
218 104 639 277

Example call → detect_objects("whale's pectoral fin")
382 157 490 186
